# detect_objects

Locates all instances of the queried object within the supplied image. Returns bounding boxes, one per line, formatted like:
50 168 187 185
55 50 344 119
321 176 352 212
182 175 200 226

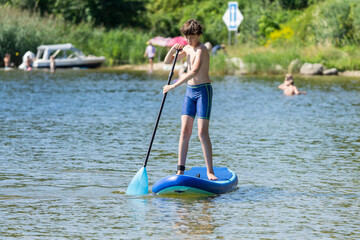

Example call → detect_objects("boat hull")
152 167 238 196
33 57 105 69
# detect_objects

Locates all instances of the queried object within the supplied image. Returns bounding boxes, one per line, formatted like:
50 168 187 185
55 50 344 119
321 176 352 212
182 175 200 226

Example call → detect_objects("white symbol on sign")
222 2 243 31
230 5 236 27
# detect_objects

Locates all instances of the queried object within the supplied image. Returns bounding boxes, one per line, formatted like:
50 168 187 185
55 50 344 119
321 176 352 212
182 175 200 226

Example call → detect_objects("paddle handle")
143 50 180 167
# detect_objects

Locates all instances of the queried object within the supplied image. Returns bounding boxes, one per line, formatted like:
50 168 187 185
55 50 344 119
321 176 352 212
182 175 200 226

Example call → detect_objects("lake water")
1 69 359 239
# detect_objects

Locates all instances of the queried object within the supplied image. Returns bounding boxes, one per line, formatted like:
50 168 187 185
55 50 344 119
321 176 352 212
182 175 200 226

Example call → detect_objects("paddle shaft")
143 50 180 167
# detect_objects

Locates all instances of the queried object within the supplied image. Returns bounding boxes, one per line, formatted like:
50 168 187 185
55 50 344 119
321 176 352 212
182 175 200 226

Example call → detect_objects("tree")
0 0 148 28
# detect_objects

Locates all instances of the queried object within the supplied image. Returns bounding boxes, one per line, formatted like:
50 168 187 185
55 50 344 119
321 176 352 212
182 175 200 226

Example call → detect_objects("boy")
278 74 307 96
163 19 217 180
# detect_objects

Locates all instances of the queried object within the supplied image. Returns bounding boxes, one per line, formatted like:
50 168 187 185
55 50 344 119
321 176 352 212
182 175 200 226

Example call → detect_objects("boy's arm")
163 48 203 93
294 86 306 95
164 45 186 64
278 83 285 89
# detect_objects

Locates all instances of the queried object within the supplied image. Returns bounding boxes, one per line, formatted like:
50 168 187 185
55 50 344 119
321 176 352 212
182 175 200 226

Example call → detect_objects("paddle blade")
126 167 148 195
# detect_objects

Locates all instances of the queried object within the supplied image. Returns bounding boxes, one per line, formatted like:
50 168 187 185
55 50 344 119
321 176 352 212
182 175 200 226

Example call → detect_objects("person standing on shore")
278 74 307 96
144 42 156 73
163 19 217 180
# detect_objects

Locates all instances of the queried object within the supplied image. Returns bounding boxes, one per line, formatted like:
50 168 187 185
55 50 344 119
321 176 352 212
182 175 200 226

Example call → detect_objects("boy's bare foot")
207 173 218 180
176 170 184 175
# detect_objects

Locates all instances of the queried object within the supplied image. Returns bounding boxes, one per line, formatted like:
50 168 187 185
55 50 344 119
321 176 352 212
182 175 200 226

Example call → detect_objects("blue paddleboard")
152 167 238 196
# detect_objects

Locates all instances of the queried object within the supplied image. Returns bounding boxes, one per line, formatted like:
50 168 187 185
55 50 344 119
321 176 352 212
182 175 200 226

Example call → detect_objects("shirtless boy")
163 19 217 180
278 74 307 96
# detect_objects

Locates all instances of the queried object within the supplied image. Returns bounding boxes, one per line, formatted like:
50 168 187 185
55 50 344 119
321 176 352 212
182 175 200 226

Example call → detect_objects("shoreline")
107 62 360 77
112 62 171 73
3 63 360 78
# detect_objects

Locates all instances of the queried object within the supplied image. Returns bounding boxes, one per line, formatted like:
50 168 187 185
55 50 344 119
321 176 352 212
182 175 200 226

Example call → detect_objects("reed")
209 53 230 75
224 44 299 74
0 6 151 66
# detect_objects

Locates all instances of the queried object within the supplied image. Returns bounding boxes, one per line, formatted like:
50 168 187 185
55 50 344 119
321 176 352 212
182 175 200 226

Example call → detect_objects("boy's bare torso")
181 44 211 85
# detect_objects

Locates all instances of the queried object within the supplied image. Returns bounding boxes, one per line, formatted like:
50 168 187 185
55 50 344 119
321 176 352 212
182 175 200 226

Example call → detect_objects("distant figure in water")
26 56 32 71
278 74 306 96
3 53 12 69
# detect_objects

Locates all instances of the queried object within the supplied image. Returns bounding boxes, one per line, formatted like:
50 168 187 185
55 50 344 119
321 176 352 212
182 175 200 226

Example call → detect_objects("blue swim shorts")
182 83 213 120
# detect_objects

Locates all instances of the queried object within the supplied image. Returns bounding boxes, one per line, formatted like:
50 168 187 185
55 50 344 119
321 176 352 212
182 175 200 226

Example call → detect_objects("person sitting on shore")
211 44 226 55
278 74 306 96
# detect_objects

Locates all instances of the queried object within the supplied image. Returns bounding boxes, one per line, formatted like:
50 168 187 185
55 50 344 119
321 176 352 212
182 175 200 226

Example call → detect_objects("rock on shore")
323 68 338 75
300 63 324 75
299 62 340 75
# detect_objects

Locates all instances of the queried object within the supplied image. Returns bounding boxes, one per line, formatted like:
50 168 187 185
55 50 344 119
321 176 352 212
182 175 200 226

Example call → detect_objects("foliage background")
0 0 359 71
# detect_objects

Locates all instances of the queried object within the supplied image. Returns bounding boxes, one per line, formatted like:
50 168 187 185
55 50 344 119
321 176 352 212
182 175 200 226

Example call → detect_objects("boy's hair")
180 19 203 36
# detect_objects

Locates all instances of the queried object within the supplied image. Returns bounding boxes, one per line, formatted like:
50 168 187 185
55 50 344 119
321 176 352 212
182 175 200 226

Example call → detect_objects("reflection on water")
153 196 217 238
0 70 359 239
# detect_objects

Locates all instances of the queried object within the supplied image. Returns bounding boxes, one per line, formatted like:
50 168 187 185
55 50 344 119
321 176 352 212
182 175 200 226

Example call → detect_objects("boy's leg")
197 119 217 180
177 115 194 175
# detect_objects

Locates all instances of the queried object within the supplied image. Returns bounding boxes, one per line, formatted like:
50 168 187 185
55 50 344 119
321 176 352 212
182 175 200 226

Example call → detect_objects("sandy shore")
113 62 182 73
339 71 360 77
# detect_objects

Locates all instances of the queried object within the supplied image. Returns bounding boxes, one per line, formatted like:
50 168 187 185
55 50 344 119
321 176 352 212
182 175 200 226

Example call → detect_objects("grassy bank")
213 43 360 75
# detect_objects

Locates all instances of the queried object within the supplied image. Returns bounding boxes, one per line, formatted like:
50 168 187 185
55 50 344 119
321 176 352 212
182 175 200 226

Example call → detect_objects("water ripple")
0 70 359 239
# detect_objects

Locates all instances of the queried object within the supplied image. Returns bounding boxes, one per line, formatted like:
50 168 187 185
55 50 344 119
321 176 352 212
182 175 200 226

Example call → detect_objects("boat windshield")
50 49 85 59
36 49 45 59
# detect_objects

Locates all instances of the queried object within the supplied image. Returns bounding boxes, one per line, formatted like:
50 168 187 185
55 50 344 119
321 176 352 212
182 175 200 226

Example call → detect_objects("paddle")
126 49 180 195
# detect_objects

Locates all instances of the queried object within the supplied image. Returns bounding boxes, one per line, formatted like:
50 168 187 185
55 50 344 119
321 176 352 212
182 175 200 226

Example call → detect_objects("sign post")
222 2 243 46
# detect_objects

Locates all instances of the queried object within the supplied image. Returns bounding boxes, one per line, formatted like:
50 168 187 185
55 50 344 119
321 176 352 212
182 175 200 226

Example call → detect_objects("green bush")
0 6 152 66
287 0 360 46
2 1 360 71
0 7 61 65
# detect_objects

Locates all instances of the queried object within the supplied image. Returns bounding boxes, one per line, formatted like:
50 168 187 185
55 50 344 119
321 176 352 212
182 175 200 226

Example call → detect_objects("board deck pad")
184 167 233 181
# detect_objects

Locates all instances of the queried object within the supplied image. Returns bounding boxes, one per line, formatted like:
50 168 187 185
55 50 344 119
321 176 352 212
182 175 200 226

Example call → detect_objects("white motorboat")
21 43 105 69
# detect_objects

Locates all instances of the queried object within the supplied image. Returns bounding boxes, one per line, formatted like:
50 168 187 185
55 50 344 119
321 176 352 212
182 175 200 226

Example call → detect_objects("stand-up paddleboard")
152 167 238 196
